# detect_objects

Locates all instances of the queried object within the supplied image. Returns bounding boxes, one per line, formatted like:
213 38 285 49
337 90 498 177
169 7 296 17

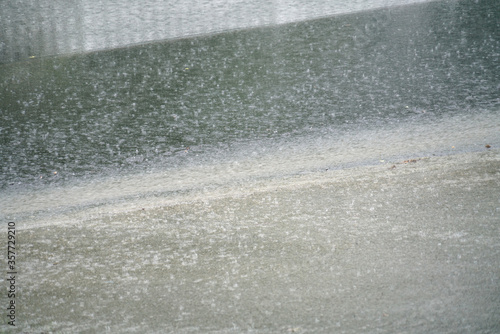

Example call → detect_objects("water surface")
1 0 434 63
1 0 498 195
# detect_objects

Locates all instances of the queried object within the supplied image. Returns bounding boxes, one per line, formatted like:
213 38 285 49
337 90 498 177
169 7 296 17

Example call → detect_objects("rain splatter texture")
1 0 499 188
1 1 499 333
0 0 437 63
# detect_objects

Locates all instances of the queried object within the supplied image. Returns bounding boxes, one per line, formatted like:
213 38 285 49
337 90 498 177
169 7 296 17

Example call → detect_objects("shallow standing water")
1 0 499 191
1 0 500 333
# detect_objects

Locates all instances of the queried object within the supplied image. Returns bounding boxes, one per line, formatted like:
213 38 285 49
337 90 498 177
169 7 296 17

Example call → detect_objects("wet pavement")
1 149 499 333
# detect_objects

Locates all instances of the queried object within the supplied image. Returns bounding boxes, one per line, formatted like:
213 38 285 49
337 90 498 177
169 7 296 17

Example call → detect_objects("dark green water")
1 0 499 188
